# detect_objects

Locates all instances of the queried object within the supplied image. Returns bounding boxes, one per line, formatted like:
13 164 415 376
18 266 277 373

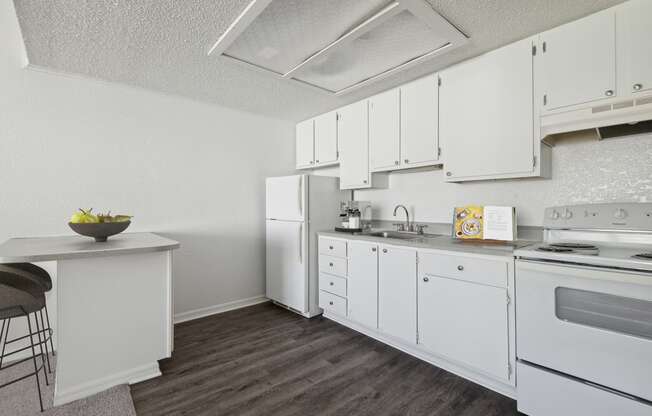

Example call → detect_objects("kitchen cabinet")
440 38 540 181
347 241 379 329
538 10 616 111
295 119 314 169
378 245 416 344
314 111 338 166
617 0 652 96
369 89 400 171
400 74 439 167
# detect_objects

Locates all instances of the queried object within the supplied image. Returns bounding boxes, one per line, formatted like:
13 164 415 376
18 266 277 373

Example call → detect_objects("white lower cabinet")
347 241 379 329
378 245 417 345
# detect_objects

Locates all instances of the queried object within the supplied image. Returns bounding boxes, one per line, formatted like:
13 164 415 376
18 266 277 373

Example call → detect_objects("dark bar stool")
0 267 53 412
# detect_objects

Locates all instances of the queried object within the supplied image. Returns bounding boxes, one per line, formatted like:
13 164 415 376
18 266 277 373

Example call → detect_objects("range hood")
207 0 468 95
541 94 652 144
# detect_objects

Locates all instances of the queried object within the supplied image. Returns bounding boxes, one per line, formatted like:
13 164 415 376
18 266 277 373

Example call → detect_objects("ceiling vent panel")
208 0 468 95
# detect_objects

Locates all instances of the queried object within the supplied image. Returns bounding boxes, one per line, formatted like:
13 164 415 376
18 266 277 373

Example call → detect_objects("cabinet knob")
316 160 320 163
329 282 334 286
372 247 377 252
633 83 643 91
446 172 452 177
395 161 399 165
423 276 430 282
363 180 368 184
329 301 334 305
382 249 388 253
457 265 464 271
404 159 409 163
310 160 314 164
329 262 334 267
605 89 614 97
329 246 333 250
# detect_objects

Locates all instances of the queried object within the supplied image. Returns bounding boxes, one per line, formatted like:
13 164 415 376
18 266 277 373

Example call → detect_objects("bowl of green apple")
68 208 132 242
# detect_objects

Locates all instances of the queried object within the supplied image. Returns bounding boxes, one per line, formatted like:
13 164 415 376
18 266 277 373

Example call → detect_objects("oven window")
555 287 652 340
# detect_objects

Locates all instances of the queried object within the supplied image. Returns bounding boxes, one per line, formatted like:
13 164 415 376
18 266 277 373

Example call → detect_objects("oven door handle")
517 259 652 287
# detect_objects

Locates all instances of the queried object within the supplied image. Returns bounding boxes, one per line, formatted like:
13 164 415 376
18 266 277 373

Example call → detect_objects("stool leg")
38 310 52 374
34 312 49 386
0 318 10 369
26 313 44 412
44 304 55 357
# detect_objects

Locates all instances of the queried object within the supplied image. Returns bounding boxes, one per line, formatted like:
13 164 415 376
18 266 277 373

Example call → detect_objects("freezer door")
266 175 305 221
266 220 308 312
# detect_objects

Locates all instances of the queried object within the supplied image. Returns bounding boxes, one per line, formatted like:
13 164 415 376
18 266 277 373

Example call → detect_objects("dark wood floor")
131 302 519 416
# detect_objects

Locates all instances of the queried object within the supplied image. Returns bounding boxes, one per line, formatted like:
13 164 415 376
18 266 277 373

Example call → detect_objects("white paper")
483 206 516 241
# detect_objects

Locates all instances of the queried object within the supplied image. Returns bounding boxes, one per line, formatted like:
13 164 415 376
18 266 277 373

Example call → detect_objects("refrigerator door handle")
298 223 303 264
298 176 303 218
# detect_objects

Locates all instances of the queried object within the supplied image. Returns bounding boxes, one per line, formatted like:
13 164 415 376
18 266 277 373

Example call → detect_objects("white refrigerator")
266 174 348 317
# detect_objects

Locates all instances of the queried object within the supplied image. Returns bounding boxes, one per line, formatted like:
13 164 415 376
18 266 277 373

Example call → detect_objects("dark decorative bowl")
68 221 131 242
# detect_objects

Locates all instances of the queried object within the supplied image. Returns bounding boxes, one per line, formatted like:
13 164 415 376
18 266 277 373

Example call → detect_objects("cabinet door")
369 89 400 171
418 274 510 381
401 74 439 167
314 111 338 165
539 10 616 110
348 241 378 329
295 119 314 169
440 38 534 180
378 246 416 344
338 101 370 189
617 0 652 96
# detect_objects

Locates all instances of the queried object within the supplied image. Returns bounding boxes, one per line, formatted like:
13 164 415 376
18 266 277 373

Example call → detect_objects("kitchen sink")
367 231 446 240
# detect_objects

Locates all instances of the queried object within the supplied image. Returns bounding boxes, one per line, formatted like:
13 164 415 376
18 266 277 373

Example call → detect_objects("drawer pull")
423 277 430 282
457 265 464 271
329 282 334 286
329 262 334 267
329 301 334 306
329 246 334 250
372 247 377 252
382 249 388 253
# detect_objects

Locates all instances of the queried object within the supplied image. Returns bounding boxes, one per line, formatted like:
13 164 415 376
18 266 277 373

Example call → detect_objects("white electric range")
514 203 652 416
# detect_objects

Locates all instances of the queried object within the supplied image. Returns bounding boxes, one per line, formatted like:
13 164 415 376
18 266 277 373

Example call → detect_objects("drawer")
319 238 347 258
319 273 347 298
419 251 507 288
319 255 347 277
319 290 347 316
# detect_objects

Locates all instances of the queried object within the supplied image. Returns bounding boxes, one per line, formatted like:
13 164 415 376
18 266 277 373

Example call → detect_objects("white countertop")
319 230 536 257
0 232 180 262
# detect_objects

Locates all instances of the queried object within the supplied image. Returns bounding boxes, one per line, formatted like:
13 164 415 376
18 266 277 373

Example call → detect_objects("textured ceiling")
13 0 626 122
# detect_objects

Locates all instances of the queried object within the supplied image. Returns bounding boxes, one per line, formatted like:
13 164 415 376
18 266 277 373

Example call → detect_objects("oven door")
516 259 652 401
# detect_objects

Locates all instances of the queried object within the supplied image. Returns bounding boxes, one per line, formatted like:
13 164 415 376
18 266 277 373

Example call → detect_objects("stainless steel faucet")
393 205 411 232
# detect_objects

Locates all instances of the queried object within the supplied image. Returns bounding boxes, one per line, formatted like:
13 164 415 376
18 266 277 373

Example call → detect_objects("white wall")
356 134 652 226
1 2 294 317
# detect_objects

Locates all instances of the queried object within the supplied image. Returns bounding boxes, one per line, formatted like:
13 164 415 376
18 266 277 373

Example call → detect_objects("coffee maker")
337 201 372 232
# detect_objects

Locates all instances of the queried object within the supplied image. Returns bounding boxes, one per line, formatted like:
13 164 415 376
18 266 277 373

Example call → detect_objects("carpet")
0 355 137 416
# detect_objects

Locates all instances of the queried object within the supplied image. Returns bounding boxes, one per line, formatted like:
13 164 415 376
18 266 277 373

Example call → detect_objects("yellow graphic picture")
454 206 484 239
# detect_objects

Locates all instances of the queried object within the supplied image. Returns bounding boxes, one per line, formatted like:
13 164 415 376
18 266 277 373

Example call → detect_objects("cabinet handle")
310 160 314 164
382 249 388 253
395 161 399 165
457 265 464 271
372 247 377 252
446 172 452 177
363 180 368 184
329 245 334 250
329 301 334 306
329 282 334 286
316 159 320 163
404 159 409 163
605 90 614 97
423 277 430 282
329 262 334 267
633 83 643 91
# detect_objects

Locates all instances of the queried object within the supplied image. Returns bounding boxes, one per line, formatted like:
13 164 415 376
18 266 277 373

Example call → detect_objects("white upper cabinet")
617 0 652 96
314 111 338 166
295 119 314 169
400 74 439 167
440 38 537 181
378 245 417 345
369 89 400 172
347 241 379 329
539 10 616 111
338 101 370 189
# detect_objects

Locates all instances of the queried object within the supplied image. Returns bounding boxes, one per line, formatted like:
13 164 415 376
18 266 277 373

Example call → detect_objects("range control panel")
543 203 652 230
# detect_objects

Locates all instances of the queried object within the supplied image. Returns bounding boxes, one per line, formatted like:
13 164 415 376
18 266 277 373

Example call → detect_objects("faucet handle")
415 224 428 235
392 223 406 232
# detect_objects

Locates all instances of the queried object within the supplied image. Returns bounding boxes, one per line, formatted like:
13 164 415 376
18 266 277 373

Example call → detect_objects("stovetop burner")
550 243 598 250
632 253 652 260
537 246 574 253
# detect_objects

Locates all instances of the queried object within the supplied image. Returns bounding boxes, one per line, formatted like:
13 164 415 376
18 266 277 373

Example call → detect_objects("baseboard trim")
174 295 269 324
53 362 160 406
